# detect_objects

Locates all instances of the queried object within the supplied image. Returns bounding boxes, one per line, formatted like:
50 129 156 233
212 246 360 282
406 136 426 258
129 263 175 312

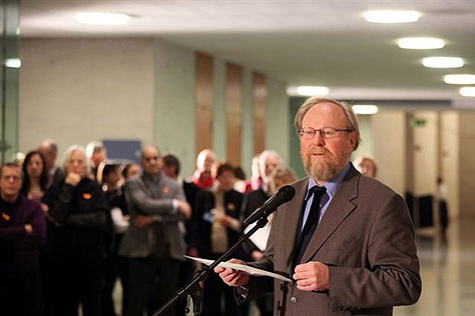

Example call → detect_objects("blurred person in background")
190 149 217 190
119 145 191 316
47 145 109 316
0 162 46 316
192 162 244 316
354 156 377 178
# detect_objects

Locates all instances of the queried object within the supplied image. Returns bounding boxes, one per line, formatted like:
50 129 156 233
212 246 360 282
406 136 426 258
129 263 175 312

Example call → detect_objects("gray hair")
294 97 361 150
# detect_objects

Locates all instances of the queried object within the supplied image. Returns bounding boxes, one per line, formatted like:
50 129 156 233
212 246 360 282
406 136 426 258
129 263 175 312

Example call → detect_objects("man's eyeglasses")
143 156 160 162
298 127 353 139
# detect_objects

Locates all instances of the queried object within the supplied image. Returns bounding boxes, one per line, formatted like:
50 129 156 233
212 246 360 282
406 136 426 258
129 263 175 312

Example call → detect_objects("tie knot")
309 185 326 200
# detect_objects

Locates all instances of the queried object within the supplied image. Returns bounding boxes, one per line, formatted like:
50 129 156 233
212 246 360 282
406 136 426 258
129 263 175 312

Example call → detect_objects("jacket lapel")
300 166 360 263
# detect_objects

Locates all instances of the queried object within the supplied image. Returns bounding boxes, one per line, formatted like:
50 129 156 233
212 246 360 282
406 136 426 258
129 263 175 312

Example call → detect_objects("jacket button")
290 296 298 304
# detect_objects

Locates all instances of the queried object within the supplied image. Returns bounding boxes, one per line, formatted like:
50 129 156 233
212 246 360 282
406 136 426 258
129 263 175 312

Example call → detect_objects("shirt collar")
307 162 351 200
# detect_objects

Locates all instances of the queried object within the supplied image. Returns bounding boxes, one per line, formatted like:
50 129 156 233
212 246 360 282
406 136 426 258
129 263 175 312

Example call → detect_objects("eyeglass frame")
297 126 354 139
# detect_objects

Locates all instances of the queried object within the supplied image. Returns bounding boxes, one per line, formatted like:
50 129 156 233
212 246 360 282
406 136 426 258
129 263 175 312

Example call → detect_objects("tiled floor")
394 217 475 316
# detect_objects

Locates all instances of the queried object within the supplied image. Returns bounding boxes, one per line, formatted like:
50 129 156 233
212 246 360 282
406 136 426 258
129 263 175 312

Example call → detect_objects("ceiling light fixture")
444 74 475 85
460 87 475 97
397 37 445 49
75 12 130 25
363 10 420 23
5 58 21 68
352 104 379 115
296 86 329 96
422 57 464 68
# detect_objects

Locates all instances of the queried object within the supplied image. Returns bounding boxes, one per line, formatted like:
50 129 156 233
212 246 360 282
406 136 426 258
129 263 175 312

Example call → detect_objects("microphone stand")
152 215 270 316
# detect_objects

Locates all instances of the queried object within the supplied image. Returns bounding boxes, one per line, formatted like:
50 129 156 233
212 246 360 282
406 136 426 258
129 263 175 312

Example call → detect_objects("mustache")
308 148 329 155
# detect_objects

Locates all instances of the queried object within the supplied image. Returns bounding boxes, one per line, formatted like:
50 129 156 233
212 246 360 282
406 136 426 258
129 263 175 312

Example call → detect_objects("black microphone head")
274 185 296 204
242 184 296 226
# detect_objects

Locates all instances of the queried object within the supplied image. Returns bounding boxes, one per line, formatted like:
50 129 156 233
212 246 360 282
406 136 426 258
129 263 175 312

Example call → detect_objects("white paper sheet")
243 221 271 252
185 255 291 282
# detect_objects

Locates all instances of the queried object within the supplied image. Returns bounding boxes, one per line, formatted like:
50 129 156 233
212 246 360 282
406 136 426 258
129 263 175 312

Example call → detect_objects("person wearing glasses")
119 145 191 316
215 97 421 316
0 162 46 316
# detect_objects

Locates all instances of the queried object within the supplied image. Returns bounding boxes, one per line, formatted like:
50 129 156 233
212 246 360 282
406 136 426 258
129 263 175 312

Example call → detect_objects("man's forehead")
1 166 21 174
304 103 345 122
143 148 158 156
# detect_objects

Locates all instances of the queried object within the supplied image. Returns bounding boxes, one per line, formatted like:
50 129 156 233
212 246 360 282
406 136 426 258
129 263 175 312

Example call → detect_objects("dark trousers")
439 200 449 235
0 269 41 316
202 265 241 316
125 256 180 316
48 244 104 316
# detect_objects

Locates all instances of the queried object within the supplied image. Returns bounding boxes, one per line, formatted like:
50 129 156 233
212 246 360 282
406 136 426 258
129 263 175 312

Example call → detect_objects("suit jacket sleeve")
126 176 186 219
327 192 421 311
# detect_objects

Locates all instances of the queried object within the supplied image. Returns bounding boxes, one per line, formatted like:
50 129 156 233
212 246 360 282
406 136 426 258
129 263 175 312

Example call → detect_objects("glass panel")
0 0 20 164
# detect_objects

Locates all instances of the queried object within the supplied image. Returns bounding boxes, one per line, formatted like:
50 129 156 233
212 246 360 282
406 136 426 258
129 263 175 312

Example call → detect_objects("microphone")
243 185 296 226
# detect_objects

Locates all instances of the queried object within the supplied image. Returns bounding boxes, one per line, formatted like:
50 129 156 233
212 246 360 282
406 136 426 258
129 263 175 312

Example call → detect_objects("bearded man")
215 97 422 316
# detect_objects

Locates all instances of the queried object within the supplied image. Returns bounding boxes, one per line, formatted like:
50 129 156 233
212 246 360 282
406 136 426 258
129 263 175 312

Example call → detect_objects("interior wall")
352 114 373 160
195 52 213 156
266 77 289 165
212 57 226 163
19 38 290 178
412 111 438 196
153 39 195 173
458 112 475 218
19 38 155 160
371 111 406 196
440 111 459 218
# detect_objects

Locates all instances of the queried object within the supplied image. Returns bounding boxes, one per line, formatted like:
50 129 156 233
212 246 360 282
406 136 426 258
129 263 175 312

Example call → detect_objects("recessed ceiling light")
363 10 420 23
397 37 445 49
296 86 329 96
444 74 475 85
460 87 475 97
5 58 21 68
352 105 379 115
422 57 464 68
75 12 130 25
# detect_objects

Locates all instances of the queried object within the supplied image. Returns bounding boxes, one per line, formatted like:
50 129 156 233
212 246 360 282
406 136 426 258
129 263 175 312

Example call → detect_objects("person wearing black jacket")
47 145 108 316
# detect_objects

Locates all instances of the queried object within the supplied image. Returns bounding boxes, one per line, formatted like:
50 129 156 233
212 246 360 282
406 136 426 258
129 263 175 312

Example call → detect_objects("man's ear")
349 132 357 151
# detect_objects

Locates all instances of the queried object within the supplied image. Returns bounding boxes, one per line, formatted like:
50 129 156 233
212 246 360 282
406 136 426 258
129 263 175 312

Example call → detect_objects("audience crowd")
1 139 297 316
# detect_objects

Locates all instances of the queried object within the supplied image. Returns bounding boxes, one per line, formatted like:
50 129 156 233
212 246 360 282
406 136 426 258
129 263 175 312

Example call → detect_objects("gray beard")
304 155 339 182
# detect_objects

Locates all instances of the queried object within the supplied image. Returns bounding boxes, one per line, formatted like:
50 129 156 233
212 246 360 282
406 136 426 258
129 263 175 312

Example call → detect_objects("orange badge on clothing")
82 193 92 200
162 186 170 194
1 212 10 221
227 203 235 211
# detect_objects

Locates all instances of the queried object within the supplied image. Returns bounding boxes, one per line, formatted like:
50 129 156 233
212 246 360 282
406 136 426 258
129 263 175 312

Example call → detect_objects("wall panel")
226 62 243 166
195 52 213 156
253 72 266 155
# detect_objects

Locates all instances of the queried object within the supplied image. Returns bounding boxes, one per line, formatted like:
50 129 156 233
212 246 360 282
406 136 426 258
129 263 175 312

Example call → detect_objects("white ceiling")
20 0 475 108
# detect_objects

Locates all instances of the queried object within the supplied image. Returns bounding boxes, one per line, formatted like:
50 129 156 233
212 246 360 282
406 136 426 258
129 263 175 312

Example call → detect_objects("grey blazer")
247 164 421 316
118 172 187 261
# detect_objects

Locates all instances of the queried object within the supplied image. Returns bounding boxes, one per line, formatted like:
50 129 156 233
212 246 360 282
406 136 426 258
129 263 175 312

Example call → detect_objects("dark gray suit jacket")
118 172 187 261
247 164 421 316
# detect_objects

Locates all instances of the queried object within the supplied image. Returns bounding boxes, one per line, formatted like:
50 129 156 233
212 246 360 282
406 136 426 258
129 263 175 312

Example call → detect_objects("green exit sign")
411 118 426 127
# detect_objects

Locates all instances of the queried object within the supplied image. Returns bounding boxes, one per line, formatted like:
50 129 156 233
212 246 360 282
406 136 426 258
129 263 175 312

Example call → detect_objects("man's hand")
65 172 81 186
293 261 329 292
134 215 157 228
176 200 192 219
214 259 250 287
24 224 33 235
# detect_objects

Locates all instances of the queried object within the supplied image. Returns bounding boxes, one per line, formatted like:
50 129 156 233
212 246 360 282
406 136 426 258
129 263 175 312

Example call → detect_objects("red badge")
82 193 92 200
